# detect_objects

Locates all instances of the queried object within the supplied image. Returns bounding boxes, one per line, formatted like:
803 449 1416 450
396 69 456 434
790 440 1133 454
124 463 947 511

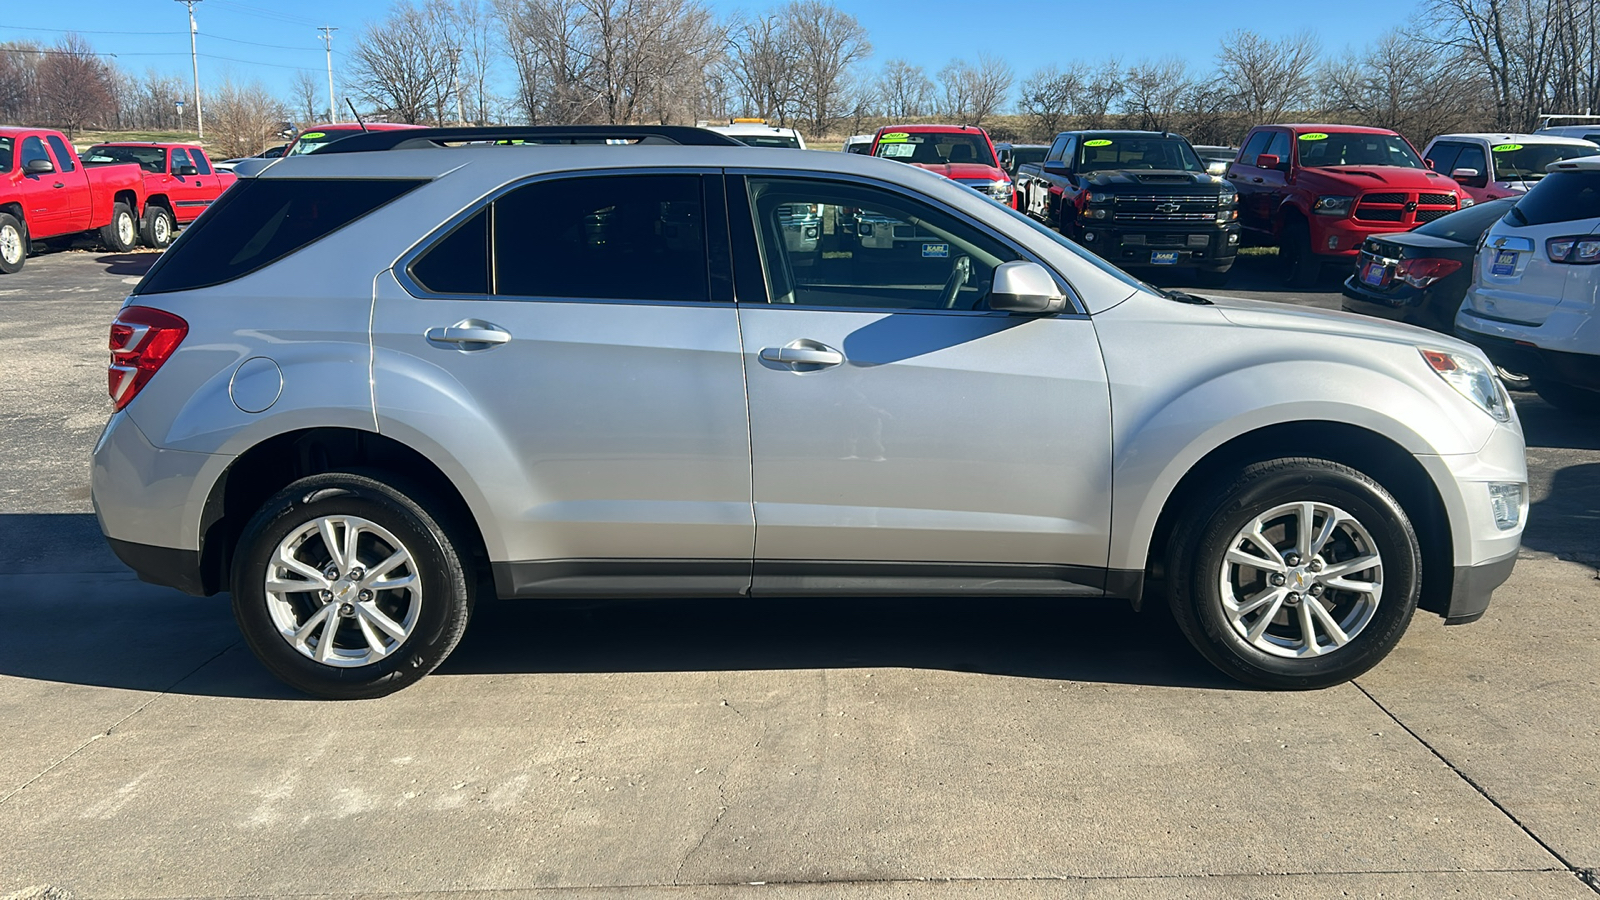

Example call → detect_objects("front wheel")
231 472 473 699
0 214 25 274
1282 220 1321 288
1167 458 1421 689
99 202 138 252
141 205 175 249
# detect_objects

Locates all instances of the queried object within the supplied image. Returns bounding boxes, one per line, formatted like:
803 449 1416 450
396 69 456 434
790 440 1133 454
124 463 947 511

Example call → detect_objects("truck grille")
1363 192 1407 205
1419 193 1456 206
1358 208 1405 222
1352 190 1457 226
1117 211 1217 222
1415 208 1452 222
1113 195 1217 224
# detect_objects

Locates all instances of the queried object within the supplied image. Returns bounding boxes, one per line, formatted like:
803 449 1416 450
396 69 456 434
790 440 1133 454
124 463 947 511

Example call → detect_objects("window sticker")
1298 132 1329 141
1084 139 1113 147
300 131 326 140
880 143 917 158
1491 143 1524 153
922 243 949 258
879 132 911 143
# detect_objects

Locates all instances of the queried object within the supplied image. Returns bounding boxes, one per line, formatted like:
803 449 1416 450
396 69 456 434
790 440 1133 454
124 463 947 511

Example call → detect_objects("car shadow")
0 512 1237 698
1512 391 1600 451
1523 461 1600 566
94 253 158 277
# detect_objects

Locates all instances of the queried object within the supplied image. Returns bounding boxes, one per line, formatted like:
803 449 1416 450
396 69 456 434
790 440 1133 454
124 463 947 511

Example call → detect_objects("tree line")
2 0 1597 154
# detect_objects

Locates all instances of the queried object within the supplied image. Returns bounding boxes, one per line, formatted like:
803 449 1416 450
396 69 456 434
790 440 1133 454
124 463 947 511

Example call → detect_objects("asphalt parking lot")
1 248 1597 899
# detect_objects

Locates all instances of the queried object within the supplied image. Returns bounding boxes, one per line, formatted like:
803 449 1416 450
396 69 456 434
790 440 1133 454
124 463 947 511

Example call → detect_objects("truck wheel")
0 214 25 274
1166 457 1421 689
140 205 175 249
1283 220 1321 288
99 202 138 253
230 471 475 699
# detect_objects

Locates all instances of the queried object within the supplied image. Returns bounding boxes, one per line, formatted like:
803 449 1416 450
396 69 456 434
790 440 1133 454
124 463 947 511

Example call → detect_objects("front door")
372 171 754 597
730 173 1114 595
16 136 68 239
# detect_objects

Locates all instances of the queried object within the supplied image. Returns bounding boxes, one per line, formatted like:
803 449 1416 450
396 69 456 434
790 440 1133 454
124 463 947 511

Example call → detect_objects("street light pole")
318 26 338 122
176 0 204 139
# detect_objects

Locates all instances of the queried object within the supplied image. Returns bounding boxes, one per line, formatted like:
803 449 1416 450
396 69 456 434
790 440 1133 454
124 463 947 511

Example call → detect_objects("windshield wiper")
1161 288 1213 305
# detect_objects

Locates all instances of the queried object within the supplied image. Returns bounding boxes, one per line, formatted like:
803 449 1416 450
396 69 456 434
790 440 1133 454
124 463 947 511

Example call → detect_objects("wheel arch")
194 427 492 597
1135 420 1454 619
113 189 140 215
0 202 23 225
145 194 173 213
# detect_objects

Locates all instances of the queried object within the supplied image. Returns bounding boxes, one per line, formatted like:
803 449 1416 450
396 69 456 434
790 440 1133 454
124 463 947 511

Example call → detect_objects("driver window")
1455 144 1487 176
744 176 1019 312
20 137 49 169
1263 131 1291 164
1046 135 1069 164
170 148 193 173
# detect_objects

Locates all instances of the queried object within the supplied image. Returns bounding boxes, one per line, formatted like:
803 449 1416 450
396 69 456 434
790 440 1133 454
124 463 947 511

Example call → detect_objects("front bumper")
1074 221 1240 270
1445 550 1518 624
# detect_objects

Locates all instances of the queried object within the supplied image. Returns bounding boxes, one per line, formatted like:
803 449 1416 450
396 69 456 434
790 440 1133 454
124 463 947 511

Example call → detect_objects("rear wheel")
1533 379 1600 416
1282 220 1321 288
140 205 175 249
231 472 473 699
0 214 25 274
1167 458 1421 689
99 202 138 252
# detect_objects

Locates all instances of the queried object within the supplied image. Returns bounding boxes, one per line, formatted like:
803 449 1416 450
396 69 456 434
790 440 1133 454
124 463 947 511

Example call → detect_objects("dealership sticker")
879 132 910 143
922 243 949 258
300 131 326 140
1298 132 1329 141
1491 143 1524 152
1084 139 1113 147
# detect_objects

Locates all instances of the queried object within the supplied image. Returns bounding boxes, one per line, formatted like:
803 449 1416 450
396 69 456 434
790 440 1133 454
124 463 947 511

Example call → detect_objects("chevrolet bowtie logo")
1156 202 1181 214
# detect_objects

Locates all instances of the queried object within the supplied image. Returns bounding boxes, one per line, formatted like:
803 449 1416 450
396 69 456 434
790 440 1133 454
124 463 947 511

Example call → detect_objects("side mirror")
1424 158 1436 170
24 158 54 175
1255 153 1281 170
174 165 198 176
1206 160 1228 176
1451 167 1486 188
1042 160 1069 174
989 260 1067 314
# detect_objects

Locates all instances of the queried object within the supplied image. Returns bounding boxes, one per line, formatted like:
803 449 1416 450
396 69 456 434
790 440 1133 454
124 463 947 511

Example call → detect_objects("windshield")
82 145 166 172
1490 142 1600 180
874 132 997 168
0 137 11 172
735 135 802 149
1412 198 1517 242
288 128 364 156
1297 132 1425 168
1076 136 1204 173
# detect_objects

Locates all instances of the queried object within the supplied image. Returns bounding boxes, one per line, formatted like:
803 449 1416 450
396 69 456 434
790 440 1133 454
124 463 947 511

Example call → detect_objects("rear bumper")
1445 550 1518 625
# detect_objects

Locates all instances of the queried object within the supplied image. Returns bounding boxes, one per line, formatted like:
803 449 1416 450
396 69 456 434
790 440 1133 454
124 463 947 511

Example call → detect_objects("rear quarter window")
136 178 424 295
1510 171 1600 226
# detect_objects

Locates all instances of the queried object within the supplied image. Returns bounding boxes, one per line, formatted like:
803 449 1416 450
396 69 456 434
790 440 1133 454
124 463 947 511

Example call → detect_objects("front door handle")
52 182 64 188
760 341 844 368
425 319 511 349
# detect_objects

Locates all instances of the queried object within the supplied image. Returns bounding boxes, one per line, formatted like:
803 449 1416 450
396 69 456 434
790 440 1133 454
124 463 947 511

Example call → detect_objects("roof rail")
311 125 745 154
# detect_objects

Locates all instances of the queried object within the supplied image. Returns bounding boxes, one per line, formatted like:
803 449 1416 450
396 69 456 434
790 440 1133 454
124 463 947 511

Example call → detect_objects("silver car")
93 126 1527 698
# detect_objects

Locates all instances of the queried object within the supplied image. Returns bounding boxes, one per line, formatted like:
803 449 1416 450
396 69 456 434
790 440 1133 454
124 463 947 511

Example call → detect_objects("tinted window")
20 137 49 169
1455 143 1487 176
1413 198 1517 242
0 137 11 172
744 176 1019 311
45 135 77 172
1239 131 1272 165
1489 142 1598 180
1509 171 1600 226
493 175 708 302
192 150 213 175
1297 132 1424 168
1077 135 1205 173
410 209 489 295
1264 131 1291 162
170 148 193 172
1426 141 1464 175
735 135 802 148
1046 135 1070 164
137 178 424 295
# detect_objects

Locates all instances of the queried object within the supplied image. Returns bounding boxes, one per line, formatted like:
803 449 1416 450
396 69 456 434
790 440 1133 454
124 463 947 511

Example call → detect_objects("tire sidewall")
103 203 137 252
0 215 25 273
231 477 468 699
143 207 174 248
1176 462 1420 688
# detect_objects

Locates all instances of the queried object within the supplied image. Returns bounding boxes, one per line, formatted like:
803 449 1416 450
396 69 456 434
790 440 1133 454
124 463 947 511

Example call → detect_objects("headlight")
1088 192 1113 204
1312 195 1355 216
1421 348 1512 422
1082 207 1109 219
990 181 1013 200
1459 195 1475 207
1218 190 1237 207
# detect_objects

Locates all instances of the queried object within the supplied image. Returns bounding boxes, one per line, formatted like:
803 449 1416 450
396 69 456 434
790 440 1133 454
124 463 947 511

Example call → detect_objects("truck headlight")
1421 349 1512 422
1082 208 1108 219
1487 483 1525 530
1312 195 1355 216
1089 192 1113 204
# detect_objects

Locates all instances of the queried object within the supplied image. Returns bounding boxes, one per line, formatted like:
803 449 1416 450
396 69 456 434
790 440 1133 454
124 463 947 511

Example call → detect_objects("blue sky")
2 0 1429 105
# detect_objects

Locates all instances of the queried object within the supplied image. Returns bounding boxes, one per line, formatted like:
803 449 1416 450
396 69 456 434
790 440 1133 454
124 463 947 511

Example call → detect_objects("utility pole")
176 0 203 138
448 47 465 125
318 26 338 122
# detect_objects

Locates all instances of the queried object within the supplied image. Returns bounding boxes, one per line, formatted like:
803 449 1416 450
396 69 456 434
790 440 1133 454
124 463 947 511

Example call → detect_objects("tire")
140 205 175 249
1166 457 1421 689
1495 366 1533 393
231 472 474 699
0 213 25 274
1193 265 1232 288
1533 379 1600 416
99 202 138 253
1282 219 1321 288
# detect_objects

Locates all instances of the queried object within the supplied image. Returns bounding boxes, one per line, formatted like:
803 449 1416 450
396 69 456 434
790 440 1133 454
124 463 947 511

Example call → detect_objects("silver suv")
93 126 1528 698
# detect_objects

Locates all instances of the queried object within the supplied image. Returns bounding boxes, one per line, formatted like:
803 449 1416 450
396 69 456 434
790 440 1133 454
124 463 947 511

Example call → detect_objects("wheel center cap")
334 580 358 601
1290 568 1311 590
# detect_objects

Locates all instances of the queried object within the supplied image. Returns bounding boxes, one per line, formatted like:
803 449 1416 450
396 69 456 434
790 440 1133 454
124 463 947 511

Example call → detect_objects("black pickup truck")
1014 130 1241 285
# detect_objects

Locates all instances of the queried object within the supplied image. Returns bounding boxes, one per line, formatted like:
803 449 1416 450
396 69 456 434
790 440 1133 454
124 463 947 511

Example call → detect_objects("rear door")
372 171 755 597
729 172 1113 595
44 134 91 231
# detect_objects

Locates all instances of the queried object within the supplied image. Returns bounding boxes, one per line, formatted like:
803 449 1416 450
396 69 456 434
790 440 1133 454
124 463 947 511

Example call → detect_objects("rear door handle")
760 341 844 368
425 319 511 348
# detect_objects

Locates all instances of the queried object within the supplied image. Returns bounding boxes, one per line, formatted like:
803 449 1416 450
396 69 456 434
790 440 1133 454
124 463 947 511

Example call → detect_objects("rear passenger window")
492 175 708 302
410 209 489 295
46 135 77 172
137 178 424 295
1512 171 1600 226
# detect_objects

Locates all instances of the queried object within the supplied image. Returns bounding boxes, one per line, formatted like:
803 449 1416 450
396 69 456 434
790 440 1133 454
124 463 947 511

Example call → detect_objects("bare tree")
455 0 498 124
1122 57 1193 131
36 34 116 138
349 0 460 123
726 12 803 125
207 77 288 158
1078 56 1125 128
785 0 870 133
288 69 322 124
1319 34 1488 143
876 58 934 118
1018 63 1082 138
1216 29 1321 124
0 41 44 125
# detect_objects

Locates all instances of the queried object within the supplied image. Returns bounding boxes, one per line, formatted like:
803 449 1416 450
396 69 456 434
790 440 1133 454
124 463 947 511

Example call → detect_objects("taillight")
108 306 188 411
1396 257 1463 288
1547 236 1600 264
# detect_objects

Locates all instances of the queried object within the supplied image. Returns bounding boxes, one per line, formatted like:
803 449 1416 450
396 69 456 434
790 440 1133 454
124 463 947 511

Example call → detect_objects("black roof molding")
313 125 745 154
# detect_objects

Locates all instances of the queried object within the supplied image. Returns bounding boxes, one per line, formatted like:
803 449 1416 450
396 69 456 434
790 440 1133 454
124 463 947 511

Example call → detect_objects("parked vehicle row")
868 124 1016 208
81 142 235 248
0 127 145 274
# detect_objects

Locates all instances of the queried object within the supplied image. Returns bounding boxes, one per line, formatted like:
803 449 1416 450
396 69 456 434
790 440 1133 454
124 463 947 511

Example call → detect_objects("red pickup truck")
0 127 145 275
868 124 1016 208
1228 124 1472 286
82 142 236 248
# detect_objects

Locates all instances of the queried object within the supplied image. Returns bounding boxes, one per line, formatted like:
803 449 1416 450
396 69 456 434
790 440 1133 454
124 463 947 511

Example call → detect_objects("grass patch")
1237 246 1280 257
